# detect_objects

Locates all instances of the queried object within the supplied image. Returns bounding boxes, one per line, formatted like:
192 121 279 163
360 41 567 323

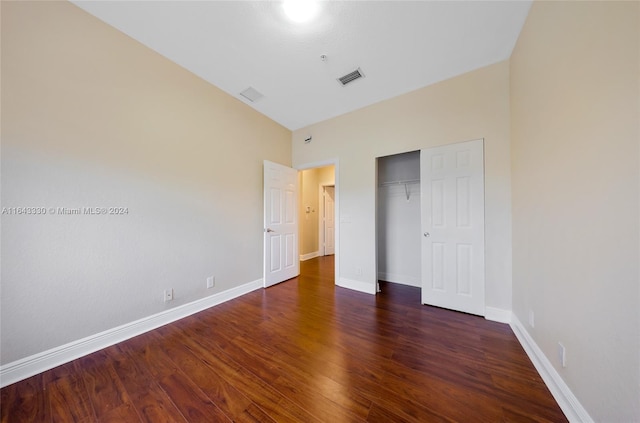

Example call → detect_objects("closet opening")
376 151 421 291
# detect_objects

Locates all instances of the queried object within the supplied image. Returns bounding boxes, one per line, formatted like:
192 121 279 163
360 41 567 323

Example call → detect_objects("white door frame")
296 159 339 286
319 184 335 256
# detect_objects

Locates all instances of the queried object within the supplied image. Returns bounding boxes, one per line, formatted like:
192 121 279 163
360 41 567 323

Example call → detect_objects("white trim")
484 306 512 324
337 277 376 295
377 272 421 287
510 315 593 423
0 279 263 388
296 158 337 171
300 251 320 261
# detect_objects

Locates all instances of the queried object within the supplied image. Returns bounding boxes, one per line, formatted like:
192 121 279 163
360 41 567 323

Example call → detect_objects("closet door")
420 139 485 316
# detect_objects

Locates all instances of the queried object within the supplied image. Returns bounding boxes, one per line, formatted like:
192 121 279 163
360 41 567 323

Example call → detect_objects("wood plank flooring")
1 256 567 422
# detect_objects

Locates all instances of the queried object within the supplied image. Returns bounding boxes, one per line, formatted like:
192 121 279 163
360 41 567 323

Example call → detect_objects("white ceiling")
72 1 532 130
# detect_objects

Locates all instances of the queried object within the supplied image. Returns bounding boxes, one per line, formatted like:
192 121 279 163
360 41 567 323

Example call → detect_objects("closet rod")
378 179 420 187
378 179 419 200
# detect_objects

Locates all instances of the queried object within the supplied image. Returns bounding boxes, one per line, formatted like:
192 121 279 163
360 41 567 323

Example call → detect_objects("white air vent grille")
239 86 264 102
337 68 364 86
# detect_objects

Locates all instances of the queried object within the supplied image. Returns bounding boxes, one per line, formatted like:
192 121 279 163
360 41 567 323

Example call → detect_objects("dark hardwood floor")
1 256 567 422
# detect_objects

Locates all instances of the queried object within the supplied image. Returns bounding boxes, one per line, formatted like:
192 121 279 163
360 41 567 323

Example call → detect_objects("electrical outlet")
207 276 215 289
529 310 535 328
558 342 566 368
164 289 174 302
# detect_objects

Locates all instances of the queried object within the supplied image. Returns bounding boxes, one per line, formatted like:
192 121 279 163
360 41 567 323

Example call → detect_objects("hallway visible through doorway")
298 165 335 262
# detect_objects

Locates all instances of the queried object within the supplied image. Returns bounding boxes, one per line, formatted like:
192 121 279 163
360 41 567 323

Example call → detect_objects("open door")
264 160 299 287
420 139 485 315
323 186 335 255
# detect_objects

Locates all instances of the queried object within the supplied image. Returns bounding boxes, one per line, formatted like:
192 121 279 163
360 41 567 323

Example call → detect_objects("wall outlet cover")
558 342 566 368
164 289 174 302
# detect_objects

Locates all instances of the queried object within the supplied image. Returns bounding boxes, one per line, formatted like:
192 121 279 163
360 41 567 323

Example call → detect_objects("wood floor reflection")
1 255 567 422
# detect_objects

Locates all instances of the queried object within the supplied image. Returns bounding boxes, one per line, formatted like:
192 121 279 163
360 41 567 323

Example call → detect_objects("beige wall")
510 1 639 420
292 60 512 310
1 1 290 364
318 165 335 187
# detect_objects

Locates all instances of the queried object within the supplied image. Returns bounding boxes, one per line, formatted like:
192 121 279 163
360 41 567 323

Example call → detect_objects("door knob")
266 228 274 233
423 232 430 237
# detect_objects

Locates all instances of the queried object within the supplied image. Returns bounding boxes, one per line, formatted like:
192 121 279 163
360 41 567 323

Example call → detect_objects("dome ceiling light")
283 0 319 23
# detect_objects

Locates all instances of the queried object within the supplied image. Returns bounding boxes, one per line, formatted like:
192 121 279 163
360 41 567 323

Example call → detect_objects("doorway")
376 151 422 288
298 160 339 281
263 160 338 288
298 165 335 261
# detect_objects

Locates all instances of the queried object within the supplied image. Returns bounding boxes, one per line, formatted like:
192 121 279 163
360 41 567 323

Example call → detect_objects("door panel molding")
420 139 485 316
264 160 299 287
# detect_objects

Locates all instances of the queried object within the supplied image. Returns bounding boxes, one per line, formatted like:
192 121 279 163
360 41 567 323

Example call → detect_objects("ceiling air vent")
239 86 264 102
337 68 364 86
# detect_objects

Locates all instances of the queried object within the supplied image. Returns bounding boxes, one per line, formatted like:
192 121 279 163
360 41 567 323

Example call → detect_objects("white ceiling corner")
71 1 532 130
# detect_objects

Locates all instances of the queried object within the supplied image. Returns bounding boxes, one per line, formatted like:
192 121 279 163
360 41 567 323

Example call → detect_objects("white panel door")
264 160 299 287
323 186 335 255
420 139 485 315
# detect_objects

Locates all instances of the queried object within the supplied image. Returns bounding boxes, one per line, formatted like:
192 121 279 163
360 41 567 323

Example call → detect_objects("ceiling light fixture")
283 0 319 23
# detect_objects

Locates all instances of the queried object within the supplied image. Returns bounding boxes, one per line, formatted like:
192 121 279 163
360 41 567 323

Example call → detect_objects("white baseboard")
300 251 320 261
377 272 421 287
0 278 263 388
510 315 593 423
337 277 376 295
484 306 512 324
